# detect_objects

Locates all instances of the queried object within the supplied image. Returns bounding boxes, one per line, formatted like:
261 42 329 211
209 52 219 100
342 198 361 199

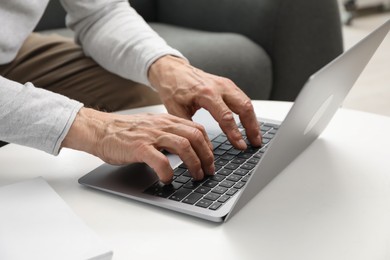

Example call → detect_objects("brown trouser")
0 33 161 112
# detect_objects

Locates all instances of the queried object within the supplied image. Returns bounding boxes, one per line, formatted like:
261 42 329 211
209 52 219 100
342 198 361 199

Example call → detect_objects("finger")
223 90 262 147
157 134 205 181
165 104 193 121
166 115 213 151
167 124 215 175
199 96 247 150
140 146 174 184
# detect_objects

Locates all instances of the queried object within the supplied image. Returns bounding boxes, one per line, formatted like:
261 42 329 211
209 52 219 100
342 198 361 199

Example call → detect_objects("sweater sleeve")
0 76 83 155
60 0 186 88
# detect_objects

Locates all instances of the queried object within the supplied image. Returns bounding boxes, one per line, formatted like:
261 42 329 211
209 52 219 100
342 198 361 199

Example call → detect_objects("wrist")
61 107 104 156
148 55 189 91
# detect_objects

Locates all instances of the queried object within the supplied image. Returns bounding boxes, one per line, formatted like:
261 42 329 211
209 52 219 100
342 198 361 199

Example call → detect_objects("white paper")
0 177 113 260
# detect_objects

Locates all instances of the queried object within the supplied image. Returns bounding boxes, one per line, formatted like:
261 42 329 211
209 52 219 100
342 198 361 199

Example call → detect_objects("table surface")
1 100 390 260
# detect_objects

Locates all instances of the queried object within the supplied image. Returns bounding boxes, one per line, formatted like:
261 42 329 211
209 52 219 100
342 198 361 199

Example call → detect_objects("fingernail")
256 133 262 144
197 169 204 180
208 165 215 175
238 139 247 150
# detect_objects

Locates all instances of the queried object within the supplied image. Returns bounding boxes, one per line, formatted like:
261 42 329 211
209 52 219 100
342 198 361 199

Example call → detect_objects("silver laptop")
79 19 390 223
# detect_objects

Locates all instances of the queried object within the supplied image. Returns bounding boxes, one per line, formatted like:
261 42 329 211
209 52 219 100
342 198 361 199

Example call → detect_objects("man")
0 0 261 183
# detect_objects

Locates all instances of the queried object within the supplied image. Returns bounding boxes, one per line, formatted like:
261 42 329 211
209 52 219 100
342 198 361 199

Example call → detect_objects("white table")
1 101 390 260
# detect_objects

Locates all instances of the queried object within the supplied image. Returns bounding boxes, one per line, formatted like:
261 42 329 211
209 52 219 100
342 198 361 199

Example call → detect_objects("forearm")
0 76 83 155
60 0 185 87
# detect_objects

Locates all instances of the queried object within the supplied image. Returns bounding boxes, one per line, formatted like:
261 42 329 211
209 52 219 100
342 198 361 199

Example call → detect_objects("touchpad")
79 163 160 193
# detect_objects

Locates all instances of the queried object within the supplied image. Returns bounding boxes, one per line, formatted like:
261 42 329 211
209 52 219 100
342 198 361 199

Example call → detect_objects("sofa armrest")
157 0 343 101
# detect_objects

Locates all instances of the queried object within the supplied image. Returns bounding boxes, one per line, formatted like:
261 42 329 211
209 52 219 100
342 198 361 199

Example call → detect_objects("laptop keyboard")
144 121 279 211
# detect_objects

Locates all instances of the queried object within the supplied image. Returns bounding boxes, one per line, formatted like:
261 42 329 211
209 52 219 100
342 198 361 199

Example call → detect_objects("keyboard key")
220 180 235 188
225 163 240 170
209 175 225 182
238 153 252 159
241 163 255 170
170 182 183 190
183 181 202 189
178 163 187 169
241 176 250 182
203 180 219 188
260 147 268 153
196 199 213 208
218 168 232 176
174 168 186 176
263 133 275 139
245 146 260 152
169 188 192 201
253 153 263 159
182 170 192 177
213 136 228 143
262 138 271 144
218 195 230 203
204 193 220 201
231 158 246 164
260 125 271 131
269 129 277 134
226 188 238 196
234 169 249 176
227 175 242 182
175 176 191 184
219 144 233 150
247 158 259 164
212 186 228 194
144 182 175 198
211 141 221 149
215 159 229 166
213 149 226 156
209 202 222 210
220 154 235 160
227 148 241 155
183 193 203 205
234 182 246 189
195 186 211 194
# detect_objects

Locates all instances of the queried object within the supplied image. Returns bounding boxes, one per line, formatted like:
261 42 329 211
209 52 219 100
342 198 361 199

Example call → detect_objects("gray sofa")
0 0 343 148
35 0 343 101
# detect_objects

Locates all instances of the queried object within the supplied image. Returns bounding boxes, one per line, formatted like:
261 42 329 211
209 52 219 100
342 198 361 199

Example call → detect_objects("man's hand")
148 55 262 150
62 108 215 184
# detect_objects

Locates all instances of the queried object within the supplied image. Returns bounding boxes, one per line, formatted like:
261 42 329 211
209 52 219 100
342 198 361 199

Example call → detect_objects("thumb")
166 104 193 121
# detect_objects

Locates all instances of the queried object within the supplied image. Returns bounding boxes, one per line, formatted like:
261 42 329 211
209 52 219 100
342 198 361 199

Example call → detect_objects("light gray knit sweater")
0 0 183 154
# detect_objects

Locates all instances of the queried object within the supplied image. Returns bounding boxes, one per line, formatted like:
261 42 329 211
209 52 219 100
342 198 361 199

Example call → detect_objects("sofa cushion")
40 23 272 100
129 0 157 22
150 23 272 99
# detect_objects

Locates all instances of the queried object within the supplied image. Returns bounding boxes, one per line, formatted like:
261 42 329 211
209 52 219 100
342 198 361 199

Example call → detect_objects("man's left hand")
148 55 262 150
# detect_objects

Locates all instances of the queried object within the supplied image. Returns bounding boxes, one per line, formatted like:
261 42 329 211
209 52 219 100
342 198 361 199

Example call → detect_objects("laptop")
79 19 390 223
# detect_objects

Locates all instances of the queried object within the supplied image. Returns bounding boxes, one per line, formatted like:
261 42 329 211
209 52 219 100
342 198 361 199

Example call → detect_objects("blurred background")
338 0 390 116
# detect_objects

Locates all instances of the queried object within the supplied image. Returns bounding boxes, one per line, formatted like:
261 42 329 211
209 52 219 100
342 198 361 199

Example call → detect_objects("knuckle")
215 77 225 85
191 128 204 143
223 77 234 86
194 122 206 133
198 85 214 97
135 143 151 161
221 110 234 122
177 137 191 151
242 99 254 112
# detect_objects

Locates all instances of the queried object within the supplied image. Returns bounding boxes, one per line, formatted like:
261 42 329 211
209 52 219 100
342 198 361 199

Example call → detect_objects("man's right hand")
62 108 215 184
